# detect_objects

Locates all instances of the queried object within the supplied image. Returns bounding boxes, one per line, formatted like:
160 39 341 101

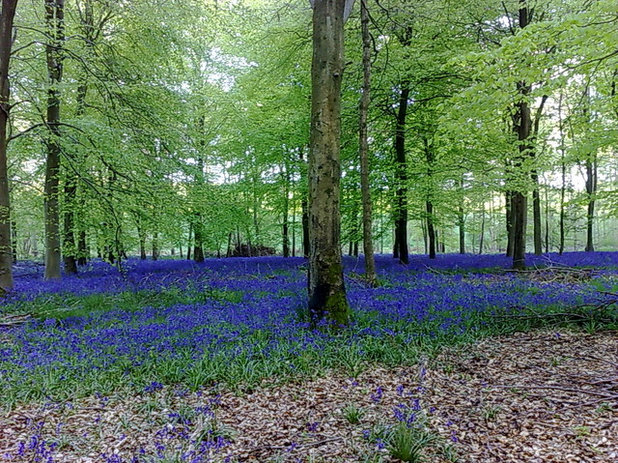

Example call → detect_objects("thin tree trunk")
186 222 192 260
531 171 542 255
585 152 597 252
307 0 350 327
458 176 465 254
152 232 159 261
424 139 436 259
63 177 78 274
137 222 146 260
10 220 17 263
426 201 436 258
544 182 550 253
0 0 18 291
291 199 296 257
226 231 232 257
44 0 65 280
478 203 485 254
282 158 290 257
193 147 205 262
356 0 378 286
558 100 566 255
394 82 410 264
358 0 377 285
505 190 514 256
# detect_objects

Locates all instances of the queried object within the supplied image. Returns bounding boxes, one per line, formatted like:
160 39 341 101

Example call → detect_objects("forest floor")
1 329 616 463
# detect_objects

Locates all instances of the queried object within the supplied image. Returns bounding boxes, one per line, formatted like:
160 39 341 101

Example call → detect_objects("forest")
0 0 617 462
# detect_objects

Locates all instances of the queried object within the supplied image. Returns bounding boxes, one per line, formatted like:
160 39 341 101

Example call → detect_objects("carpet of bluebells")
0 252 617 462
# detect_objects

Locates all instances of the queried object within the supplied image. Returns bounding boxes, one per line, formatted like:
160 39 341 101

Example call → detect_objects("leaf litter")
0 330 615 462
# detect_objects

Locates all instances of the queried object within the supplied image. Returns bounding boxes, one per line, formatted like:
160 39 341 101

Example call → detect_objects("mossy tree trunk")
307 0 353 327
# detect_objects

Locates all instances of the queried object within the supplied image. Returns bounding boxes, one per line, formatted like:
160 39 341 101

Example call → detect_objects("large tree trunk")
358 0 377 285
393 81 410 264
0 0 18 291
44 0 65 280
307 0 351 327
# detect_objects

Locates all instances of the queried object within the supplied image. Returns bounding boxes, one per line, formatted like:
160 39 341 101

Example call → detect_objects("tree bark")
478 203 485 254
424 139 436 259
44 0 65 280
426 200 436 259
152 232 159 260
531 171 542 254
307 0 351 327
282 157 290 257
358 0 377 285
458 176 465 254
584 151 597 252
511 1 531 270
394 81 410 264
0 0 18 291
505 190 514 256
10 219 17 262
63 177 78 274
558 96 566 255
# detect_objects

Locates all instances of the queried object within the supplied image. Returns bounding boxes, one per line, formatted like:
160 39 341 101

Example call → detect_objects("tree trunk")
44 0 65 280
193 150 205 262
307 0 350 327
426 201 436 259
531 171 542 254
301 197 310 258
478 203 485 254
558 110 566 256
510 2 532 270
0 0 18 291
458 176 465 254
10 220 17 262
291 201 296 257
137 221 146 260
186 222 192 260
505 190 514 257
544 182 550 253
282 157 290 257
63 177 78 274
394 81 410 264
193 217 204 262
584 152 597 252
358 0 377 285
152 232 159 260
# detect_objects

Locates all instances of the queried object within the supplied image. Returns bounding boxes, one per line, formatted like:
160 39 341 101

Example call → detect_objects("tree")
43 0 65 280
358 0 377 286
0 0 18 292
307 0 354 327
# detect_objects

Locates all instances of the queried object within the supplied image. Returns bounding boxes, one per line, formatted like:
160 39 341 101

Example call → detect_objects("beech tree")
307 0 354 326
0 0 18 291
